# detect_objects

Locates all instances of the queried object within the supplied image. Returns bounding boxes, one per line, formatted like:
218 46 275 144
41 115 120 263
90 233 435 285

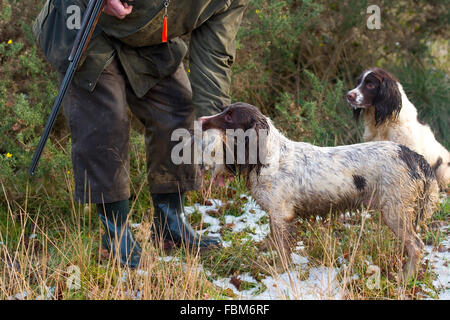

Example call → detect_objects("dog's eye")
366 82 375 89
225 114 232 122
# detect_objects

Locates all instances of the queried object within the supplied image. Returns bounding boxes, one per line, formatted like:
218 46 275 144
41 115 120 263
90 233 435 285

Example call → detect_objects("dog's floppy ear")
353 108 362 122
373 77 402 126
223 141 238 176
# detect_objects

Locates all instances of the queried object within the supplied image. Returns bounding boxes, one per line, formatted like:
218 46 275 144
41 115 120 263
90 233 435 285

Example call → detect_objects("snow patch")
424 225 450 299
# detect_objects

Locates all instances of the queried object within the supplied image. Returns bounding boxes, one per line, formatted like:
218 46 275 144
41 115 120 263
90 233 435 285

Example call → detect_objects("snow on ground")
186 195 449 300
423 225 450 300
186 195 344 300
252 265 343 300
184 196 271 246
213 255 343 300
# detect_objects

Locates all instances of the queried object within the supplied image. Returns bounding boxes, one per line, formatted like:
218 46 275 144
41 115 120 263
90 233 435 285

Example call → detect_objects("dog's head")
199 102 269 178
346 68 402 126
200 102 269 132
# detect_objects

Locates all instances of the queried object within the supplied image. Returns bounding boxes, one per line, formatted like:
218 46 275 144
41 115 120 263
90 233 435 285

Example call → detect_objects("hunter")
33 0 249 268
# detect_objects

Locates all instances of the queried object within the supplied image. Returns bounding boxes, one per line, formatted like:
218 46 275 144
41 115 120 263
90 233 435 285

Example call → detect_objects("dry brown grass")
1 173 447 300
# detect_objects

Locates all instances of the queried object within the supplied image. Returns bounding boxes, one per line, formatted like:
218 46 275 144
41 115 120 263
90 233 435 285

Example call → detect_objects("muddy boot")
151 193 221 251
98 200 141 269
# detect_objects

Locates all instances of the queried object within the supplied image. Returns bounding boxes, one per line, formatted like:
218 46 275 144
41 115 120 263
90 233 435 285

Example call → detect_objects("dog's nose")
347 92 356 102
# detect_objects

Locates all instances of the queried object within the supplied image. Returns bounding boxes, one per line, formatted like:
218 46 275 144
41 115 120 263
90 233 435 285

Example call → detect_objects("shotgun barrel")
29 0 105 176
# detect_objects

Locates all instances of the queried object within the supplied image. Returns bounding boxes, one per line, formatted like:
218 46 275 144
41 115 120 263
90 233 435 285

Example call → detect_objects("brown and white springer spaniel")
200 102 439 280
347 68 450 190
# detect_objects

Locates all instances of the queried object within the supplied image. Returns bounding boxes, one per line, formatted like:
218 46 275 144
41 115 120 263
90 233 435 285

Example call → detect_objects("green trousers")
62 58 200 203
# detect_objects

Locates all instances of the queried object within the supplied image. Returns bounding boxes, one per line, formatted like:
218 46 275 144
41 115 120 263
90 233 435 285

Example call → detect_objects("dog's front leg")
267 205 295 271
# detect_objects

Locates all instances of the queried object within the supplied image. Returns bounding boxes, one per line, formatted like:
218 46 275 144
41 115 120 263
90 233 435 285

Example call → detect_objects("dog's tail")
398 145 440 229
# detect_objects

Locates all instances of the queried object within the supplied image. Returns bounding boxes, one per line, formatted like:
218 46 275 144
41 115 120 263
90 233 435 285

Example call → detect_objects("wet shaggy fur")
347 68 450 190
200 102 440 279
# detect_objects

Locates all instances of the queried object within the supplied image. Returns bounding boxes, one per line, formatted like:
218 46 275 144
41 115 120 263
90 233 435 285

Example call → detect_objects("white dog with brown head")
347 68 450 190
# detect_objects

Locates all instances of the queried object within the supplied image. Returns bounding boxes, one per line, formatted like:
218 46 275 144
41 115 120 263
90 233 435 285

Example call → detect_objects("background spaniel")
347 67 449 190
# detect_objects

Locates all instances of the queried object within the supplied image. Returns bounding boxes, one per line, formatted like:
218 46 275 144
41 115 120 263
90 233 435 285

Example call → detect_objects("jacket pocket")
33 1 96 73
135 37 188 79
33 0 78 73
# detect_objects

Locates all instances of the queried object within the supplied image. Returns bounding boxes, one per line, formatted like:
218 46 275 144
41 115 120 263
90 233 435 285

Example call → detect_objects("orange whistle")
162 15 168 43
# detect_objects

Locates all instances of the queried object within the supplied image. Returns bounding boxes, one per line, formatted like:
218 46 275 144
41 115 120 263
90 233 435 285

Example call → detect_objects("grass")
1 158 448 300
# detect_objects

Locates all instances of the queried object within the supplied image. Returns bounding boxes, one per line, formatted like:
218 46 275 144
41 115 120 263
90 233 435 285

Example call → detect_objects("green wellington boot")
98 200 141 269
151 193 221 251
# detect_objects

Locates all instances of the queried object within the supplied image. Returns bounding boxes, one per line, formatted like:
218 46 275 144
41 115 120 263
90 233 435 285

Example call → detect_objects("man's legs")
126 63 220 250
63 58 141 268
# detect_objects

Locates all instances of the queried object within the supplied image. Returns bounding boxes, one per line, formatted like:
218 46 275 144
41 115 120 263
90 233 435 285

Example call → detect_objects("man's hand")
103 0 133 19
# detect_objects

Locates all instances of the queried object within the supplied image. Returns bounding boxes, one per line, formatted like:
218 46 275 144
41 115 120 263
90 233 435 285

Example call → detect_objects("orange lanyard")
162 0 170 42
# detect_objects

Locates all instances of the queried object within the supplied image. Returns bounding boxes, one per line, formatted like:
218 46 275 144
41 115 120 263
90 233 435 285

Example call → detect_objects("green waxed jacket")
33 0 249 116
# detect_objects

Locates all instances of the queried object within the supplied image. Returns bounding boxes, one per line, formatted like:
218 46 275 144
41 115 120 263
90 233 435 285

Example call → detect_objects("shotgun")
29 0 105 176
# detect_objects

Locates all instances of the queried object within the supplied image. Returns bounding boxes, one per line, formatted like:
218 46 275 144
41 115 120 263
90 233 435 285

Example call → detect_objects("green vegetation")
0 0 448 300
